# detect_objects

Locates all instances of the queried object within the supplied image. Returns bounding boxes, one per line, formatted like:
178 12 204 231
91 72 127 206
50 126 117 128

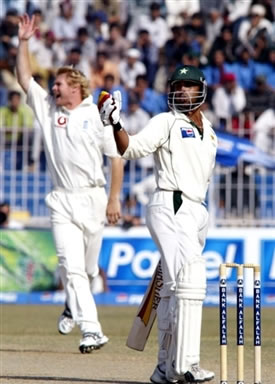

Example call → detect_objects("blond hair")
56 67 90 100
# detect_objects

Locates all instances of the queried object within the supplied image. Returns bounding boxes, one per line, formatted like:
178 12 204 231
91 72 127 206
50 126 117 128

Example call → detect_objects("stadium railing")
0 112 274 228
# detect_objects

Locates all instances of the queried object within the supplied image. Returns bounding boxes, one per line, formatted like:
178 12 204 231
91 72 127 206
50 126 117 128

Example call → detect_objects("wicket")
219 263 261 384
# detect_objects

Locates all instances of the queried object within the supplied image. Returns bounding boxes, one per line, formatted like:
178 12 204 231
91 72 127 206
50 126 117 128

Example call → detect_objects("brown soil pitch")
1 305 275 383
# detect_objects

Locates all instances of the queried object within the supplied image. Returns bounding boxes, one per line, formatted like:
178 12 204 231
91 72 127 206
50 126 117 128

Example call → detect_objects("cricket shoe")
182 363 215 383
150 363 178 384
79 332 109 354
58 314 75 335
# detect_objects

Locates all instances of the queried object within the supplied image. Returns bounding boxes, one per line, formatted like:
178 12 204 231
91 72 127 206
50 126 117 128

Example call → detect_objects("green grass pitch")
1 305 275 383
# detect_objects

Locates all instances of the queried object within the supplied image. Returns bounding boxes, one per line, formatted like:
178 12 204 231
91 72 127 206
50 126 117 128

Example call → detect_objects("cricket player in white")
98 65 217 383
16 14 123 353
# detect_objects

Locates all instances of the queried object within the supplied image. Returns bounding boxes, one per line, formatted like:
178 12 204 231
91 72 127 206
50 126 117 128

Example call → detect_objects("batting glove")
98 91 124 130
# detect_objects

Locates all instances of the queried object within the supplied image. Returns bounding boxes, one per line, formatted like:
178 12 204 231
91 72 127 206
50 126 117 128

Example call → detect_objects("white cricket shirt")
27 78 118 189
123 111 217 203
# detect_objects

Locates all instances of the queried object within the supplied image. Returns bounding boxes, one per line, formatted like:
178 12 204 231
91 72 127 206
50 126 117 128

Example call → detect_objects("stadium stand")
0 0 274 227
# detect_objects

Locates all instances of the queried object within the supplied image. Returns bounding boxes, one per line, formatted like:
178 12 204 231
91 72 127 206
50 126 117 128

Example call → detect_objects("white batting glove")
98 91 124 129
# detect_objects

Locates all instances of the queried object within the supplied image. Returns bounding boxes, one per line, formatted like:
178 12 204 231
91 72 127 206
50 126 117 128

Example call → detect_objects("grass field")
1 305 275 384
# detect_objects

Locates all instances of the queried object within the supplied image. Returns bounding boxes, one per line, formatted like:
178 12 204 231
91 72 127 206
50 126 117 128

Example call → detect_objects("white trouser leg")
52 220 102 334
146 190 209 379
48 187 107 335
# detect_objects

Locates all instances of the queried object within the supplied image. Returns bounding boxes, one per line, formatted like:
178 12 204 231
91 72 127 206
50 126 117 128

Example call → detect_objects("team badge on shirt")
56 115 67 128
180 127 195 138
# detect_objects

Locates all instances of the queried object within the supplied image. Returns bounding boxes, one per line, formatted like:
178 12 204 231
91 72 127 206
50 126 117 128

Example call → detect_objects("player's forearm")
113 128 129 155
16 40 32 93
109 157 124 200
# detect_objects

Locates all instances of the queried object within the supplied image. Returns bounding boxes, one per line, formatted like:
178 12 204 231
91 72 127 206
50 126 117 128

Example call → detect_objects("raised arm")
16 14 37 93
106 157 124 225
98 91 129 155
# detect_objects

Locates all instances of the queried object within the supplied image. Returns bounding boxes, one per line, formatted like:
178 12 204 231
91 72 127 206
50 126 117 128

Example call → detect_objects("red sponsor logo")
57 116 67 126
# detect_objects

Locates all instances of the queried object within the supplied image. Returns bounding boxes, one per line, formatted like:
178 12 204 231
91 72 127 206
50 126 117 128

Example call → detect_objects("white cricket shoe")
183 363 215 383
150 363 178 384
79 332 109 354
58 314 75 335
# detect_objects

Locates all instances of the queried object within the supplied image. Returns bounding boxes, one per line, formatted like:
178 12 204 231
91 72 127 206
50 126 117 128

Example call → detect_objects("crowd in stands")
0 0 274 225
1 0 274 138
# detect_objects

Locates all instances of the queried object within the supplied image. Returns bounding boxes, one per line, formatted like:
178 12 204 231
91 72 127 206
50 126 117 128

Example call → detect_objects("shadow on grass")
1 348 81 354
0 377 148 384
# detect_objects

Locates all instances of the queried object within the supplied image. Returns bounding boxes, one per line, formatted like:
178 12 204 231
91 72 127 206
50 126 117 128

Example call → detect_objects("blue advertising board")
100 237 159 293
0 227 274 306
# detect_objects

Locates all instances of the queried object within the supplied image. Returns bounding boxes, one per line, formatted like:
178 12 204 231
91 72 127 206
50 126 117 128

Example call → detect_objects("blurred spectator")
0 8 19 56
164 25 189 67
76 27 97 65
122 92 153 170
237 4 273 48
0 201 24 229
0 38 22 93
259 0 275 22
165 0 200 26
212 73 246 130
208 25 238 64
119 48 146 90
134 29 159 87
0 90 33 170
93 73 128 113
98 22 130 63
30 7 48 35
93 0 122 24
86 9 109 44
200 101 218 128
253 44 275 83
225 0 252 23
218 164 260 218
252 108 275 156
121 193 142 230
153 54 177 94
90 49 120 91
37 30 66 75
122 92 150 135
132 174 156 207
203 49 234 96
29 15 66 85
52 0 85 52
184 12 207 55
133 74 167 116
64 47 91 80
234 46 254 90
1 2 26 18
205 8 223 52
245 75 273 118
252 28 271 62
126 2 169 49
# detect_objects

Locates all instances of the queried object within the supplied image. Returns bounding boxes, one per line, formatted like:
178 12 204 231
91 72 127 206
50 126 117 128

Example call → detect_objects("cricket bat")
126 261 163 351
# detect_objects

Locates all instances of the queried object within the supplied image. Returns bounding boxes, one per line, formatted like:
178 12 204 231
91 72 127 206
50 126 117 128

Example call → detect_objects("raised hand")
97 91 123 128
18 13 37 41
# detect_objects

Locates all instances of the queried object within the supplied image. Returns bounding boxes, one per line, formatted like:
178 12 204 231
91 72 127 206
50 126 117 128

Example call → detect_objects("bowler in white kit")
98 64 217 383
16 14 123 353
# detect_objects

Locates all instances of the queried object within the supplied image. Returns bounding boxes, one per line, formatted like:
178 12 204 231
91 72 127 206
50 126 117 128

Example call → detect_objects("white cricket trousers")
146 189 209 366
46 187 107 334
146 189 209 295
